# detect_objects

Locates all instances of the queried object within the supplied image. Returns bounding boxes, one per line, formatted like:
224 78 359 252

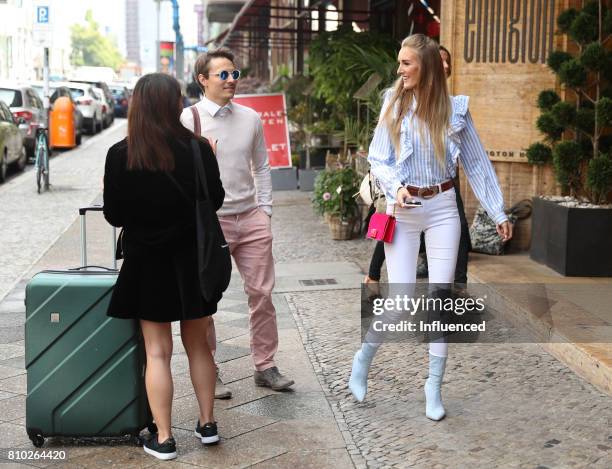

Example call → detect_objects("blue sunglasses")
212 70 241 80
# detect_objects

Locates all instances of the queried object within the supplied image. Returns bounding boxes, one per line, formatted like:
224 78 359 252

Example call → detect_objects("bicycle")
34 128 50 193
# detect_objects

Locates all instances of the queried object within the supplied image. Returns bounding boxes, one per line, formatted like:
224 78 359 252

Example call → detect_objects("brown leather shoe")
215 369 232 399
253 367 294 391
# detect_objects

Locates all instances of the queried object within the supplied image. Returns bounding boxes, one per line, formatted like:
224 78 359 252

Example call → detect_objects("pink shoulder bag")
366 205 396 243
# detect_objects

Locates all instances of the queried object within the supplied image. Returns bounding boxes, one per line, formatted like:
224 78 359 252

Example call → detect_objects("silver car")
0 100 27 182
0 82 46 157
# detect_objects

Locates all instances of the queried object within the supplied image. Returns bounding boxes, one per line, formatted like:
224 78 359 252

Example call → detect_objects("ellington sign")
464 0 557 64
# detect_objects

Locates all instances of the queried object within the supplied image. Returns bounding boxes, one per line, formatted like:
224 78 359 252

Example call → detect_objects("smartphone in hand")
403 200 422 208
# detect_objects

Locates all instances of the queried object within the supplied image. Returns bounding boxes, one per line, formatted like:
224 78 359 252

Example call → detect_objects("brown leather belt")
405 179 454 199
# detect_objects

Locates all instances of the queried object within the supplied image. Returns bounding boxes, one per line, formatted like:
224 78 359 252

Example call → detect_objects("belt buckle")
418 186 436 199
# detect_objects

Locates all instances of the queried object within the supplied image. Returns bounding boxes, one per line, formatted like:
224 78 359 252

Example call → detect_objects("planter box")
299 169 322 192
299 149 326 169
271 167 298 191
530 197 612 276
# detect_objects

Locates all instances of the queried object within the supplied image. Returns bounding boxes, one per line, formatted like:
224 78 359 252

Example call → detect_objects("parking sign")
33 2 52 47
37 6 49 23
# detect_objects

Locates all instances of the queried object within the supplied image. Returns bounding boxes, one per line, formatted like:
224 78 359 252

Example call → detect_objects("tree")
70 10 124 71
527 1 612 204
308 26 398 131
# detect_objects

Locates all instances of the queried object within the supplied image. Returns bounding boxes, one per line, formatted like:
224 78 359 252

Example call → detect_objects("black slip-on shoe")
143 434 177 460
195 420 219 445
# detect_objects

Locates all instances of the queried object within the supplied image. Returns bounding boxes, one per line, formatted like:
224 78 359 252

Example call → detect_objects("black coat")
103 136 225 322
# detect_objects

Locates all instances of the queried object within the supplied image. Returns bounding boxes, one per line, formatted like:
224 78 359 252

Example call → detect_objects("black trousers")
367 183 471 283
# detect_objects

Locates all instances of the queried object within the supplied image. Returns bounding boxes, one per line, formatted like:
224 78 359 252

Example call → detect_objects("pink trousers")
207 207 278 371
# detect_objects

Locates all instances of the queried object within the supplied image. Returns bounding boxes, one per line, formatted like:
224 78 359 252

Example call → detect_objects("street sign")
33 2 53 47
37 6 49 23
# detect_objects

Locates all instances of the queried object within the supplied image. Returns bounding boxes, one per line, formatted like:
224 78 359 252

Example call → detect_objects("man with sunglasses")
181 48 294 399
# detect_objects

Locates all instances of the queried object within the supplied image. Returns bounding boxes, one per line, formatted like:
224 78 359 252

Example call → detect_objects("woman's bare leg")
140 320 174 442
181 316 216 424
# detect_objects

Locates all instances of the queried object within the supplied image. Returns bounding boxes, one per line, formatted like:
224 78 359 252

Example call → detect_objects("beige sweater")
180 98 273 217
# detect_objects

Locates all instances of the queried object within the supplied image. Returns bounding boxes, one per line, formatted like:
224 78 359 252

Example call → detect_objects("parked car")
0 82 45 157
50 86 84 145
109 84 130 117
0 100 27 182
93 87 113 128
69 80 115 125
63 82 104 134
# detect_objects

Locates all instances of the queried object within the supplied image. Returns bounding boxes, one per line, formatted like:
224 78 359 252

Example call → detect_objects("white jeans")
384 187 461 357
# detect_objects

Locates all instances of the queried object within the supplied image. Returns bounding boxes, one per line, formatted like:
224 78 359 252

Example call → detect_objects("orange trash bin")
49 96 76 149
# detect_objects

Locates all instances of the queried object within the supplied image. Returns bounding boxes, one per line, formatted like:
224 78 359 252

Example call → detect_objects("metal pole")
172 0 184 80
43 47 49 112
80 215 87 267
111 227 117 270
156 0 161 72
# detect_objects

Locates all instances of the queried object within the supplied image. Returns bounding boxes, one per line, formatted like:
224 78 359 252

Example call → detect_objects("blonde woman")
349 34 512 420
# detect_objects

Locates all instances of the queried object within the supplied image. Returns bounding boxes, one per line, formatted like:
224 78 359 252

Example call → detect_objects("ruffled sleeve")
447 95 470 166
451 96 508 225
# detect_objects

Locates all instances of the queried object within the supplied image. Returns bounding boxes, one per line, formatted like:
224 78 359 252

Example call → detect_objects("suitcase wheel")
30 434 44 448
132 433 143 446
147 423 157 434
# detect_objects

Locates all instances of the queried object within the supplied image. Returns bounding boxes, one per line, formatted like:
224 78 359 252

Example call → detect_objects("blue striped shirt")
368 94 508 225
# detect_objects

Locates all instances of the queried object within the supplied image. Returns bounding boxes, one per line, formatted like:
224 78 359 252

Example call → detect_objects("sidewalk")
468 253 612 395
0 189 610 468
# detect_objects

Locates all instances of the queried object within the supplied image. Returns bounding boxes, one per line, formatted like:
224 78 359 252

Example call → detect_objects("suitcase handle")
79 205 117 270
70 266 117 272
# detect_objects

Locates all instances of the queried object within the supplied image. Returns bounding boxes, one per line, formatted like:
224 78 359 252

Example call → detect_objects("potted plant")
526 2 612 276
312 167 361 240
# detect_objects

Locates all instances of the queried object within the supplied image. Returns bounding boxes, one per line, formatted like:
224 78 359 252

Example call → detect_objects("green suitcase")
25 206 154 447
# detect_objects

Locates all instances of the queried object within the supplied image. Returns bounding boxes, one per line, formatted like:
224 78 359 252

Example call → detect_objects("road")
0 119 127 302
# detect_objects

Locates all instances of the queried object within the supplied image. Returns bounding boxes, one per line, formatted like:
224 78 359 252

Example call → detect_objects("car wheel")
15 146 27 171
90 117 97 135
0 150 8 183
76 131 82 145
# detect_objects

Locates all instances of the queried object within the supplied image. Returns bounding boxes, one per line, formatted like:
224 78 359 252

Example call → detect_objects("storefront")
441 0 568 249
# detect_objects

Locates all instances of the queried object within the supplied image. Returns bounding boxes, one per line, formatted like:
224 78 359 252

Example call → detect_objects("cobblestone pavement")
270 192 611 468
1 179 610 468
0 121 127 302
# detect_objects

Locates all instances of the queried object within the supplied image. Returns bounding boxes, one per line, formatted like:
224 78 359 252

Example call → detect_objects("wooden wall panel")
441 0 570 251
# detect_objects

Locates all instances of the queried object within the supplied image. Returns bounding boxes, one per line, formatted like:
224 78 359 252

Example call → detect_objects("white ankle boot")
348 343 377 402
425 353 447 421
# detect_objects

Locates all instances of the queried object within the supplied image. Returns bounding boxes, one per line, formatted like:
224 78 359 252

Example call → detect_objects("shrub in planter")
312 167 361 239
527 2 612 276
526 1 612 203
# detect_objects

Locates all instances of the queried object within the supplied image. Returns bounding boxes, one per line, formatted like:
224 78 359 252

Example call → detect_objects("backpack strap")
190 105 201 137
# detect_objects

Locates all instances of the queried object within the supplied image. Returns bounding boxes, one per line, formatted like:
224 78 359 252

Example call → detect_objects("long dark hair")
127 73 191 171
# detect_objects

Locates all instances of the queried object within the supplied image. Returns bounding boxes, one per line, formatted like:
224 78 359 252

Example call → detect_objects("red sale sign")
232 93 292 168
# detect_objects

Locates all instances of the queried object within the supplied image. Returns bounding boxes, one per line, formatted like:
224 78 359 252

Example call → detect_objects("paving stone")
250 448 354 468
0 374 27 395
214 343 251 364
0 327 24 344
231 392 333 420
288 288 612 468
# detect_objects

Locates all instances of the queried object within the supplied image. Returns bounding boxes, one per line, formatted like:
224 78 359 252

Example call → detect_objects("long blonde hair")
381 34 451 166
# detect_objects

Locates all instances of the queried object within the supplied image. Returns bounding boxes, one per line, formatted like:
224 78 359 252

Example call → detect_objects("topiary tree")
526 1 612 204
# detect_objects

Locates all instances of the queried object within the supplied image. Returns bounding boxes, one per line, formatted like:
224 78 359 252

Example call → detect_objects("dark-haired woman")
103 73 224 460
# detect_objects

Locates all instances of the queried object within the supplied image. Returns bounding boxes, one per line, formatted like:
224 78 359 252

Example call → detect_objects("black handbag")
190 139 232 302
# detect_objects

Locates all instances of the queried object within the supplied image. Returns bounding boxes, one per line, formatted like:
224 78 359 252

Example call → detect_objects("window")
27 90 41 109
0 102 12 122
0 88 22 107
69 88 85 99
